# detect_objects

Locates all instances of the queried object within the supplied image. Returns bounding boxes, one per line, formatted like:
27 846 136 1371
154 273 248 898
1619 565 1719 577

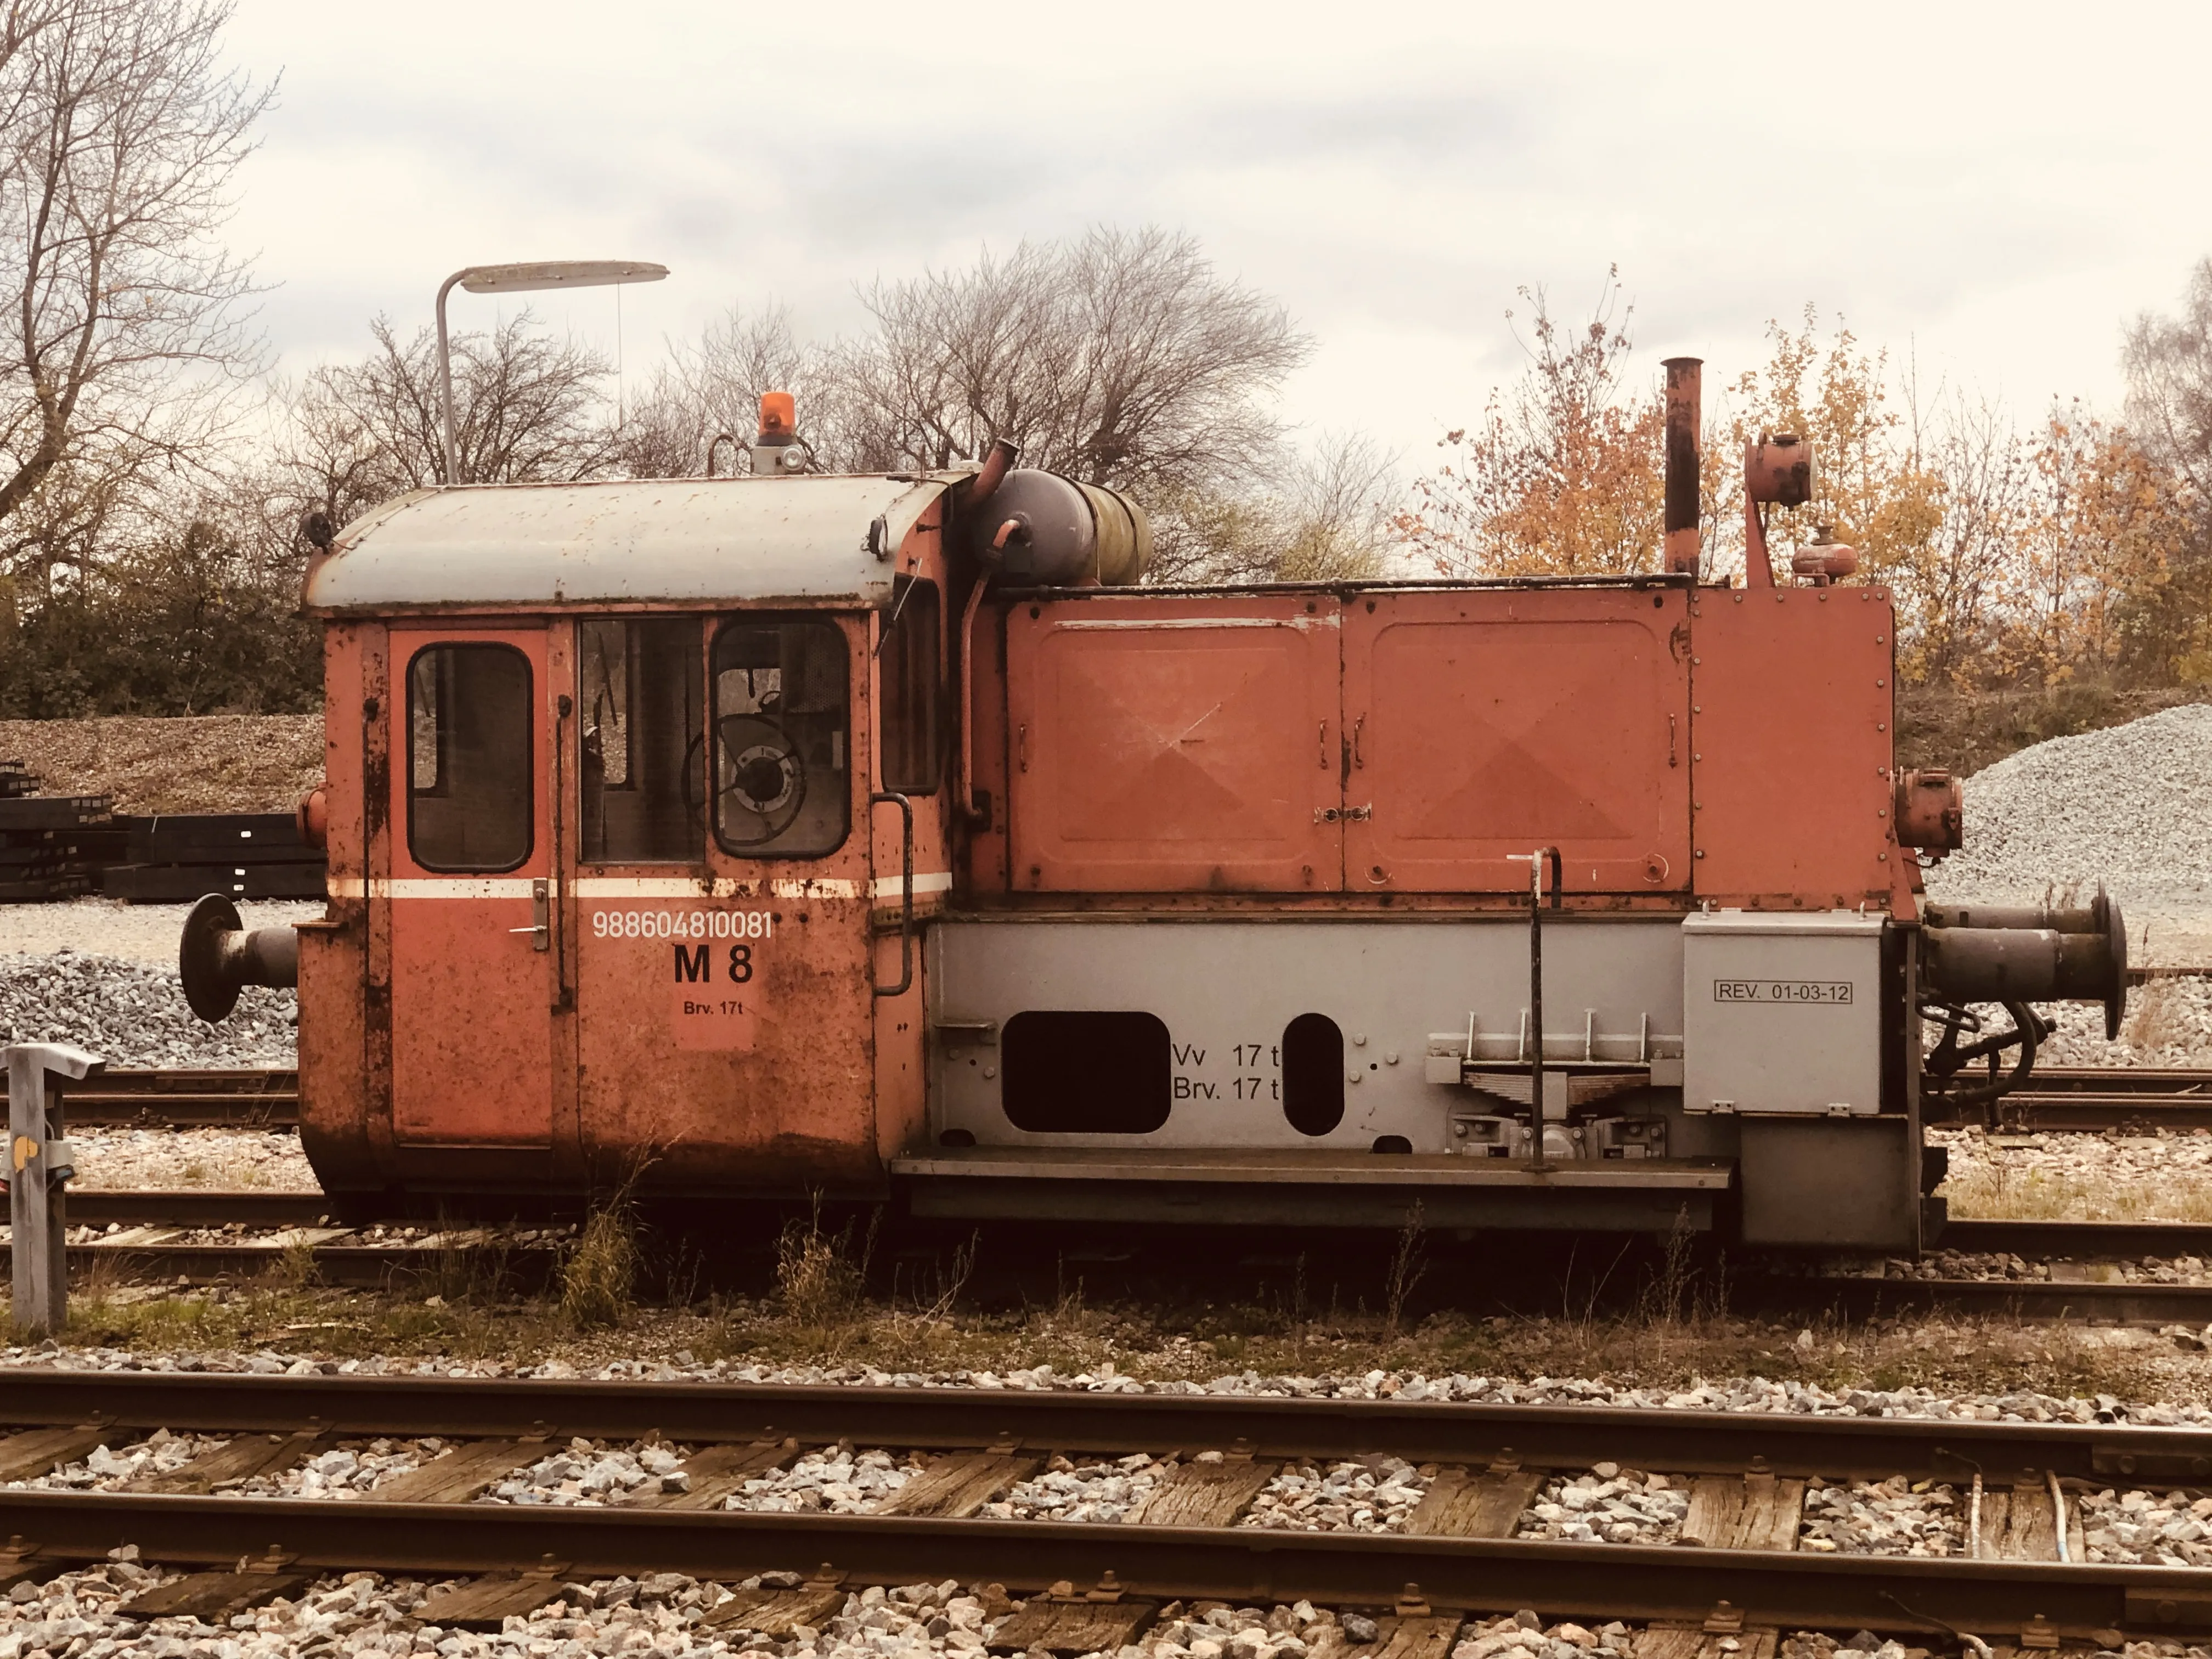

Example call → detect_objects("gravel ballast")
1517 1467 1685 1544
69 1127 315 1190
0 949 296 1067
1927 703 2212 911
0 1557 1897 1659
0 898 321 967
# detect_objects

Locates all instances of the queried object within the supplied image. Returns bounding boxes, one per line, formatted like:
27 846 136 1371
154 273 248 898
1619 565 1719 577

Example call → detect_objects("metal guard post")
871 792 915 997
7 1042 104 1338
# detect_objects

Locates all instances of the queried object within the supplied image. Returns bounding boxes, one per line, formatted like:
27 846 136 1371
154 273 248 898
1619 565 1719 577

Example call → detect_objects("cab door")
386 627 556 1148
568 611 882 1192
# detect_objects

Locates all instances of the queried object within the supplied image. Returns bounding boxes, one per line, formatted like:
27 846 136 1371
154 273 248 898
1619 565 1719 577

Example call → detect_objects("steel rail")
64 1068 299 1129
4 1372 2210 1482
1927 1066 2212 1131
65 1190 331 1227
1735 1274 2212 1325
1940 1219 2212 1259
0 1489 2204 1641
0 1240 558 1288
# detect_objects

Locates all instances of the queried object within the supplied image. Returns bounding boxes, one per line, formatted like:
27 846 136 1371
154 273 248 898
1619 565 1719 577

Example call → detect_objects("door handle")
507 878 549 952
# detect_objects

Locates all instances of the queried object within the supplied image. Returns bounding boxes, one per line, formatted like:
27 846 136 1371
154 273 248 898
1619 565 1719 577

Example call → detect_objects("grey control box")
1681 910 1884 1116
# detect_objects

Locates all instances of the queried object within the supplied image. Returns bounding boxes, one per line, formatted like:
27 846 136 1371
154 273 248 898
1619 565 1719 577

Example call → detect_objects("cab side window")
407 644 533 872
579 617 704 862
712 619 849 858
878 578 943 794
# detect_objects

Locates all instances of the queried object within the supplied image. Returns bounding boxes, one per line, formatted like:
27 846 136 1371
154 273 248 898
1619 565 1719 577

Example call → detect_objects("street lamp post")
435 259 670 486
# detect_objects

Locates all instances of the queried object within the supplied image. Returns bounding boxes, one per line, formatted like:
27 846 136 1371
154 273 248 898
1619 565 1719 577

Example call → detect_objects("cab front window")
710 618 849 858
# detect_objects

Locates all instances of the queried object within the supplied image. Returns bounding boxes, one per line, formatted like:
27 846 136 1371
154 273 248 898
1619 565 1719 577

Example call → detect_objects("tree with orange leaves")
1397 270 1664 578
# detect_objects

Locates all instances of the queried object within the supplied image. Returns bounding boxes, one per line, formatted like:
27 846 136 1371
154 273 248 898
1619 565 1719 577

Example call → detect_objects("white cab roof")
304 473 958 612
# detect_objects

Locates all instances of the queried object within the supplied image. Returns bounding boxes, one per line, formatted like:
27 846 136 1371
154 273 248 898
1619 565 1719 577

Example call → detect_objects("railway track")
64 1067 298 1128
25 1192 2212 1319
1929 1068 2212 1132
1 1371 2209 1643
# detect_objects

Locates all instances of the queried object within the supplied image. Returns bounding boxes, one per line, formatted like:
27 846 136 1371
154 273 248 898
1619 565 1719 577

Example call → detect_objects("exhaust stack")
1662 357 1702 577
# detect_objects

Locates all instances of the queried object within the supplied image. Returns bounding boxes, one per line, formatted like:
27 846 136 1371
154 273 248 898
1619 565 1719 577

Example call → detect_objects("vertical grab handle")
871 791 915 998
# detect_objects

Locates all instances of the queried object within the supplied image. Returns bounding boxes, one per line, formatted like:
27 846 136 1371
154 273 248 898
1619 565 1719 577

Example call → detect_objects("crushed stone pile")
1927 703 2212 907
0 949 296 1068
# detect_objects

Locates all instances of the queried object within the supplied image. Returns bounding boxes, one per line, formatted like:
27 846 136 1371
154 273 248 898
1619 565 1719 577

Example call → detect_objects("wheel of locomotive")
714 713 806 845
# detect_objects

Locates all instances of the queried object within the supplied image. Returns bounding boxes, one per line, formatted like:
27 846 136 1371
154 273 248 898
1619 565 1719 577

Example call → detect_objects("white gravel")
5 1429 229 1492
2080 1487 2212 1566
0 949 296 1067
720 1444 925 1512
1517 1466 1685 1544
990 1451 1170 1521
229 1438 439 1497
68 1127 316 1190
1242 1456 1429 1532
7 1346 2207 1427
10 1554 2197 1659
1798 1477 1963 1555
0 898 321 966
482 1437 692 1506
1927 703 2212 916
1937 1124 2212 1222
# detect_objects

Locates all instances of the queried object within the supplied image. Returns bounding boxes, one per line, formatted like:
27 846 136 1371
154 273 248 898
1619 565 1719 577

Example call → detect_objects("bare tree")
2124 257 2212 509
0 0 272 552
266 311 625 532
1152 431 1401 584
623 304 817 478
823 227 1310 494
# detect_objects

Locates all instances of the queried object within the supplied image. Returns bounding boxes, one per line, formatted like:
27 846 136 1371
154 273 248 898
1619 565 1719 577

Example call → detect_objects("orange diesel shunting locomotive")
184 359 2125 1253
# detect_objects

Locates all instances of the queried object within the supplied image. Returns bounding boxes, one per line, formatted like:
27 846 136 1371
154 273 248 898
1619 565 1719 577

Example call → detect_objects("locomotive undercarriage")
902 911 1911 1248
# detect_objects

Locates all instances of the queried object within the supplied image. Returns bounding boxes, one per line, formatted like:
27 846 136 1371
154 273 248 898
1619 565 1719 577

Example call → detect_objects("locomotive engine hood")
301 471 967 614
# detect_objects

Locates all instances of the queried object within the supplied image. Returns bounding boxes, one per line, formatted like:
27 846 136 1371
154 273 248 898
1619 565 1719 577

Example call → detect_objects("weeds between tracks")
32 1235 2187 1408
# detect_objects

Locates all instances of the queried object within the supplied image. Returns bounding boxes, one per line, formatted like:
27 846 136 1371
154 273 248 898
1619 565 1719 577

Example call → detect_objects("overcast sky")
220 0 2210 469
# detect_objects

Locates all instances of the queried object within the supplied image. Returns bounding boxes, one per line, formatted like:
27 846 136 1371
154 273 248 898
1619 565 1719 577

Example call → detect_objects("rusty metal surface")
1661 358 1701 577
1341 589 1691 895
1006 595 1345 891
1688 589 1896 907
386 627 556 1149
1893 769 1962 850
306 476 961 613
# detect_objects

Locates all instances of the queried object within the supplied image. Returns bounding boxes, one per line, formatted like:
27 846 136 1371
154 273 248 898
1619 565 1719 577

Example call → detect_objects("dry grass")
29 1261 2196 1411
1943 1157 2212 1223
1894 680 2212 777
559 1180 644 1330
2125 974 2189 1051
774 1201 873 1328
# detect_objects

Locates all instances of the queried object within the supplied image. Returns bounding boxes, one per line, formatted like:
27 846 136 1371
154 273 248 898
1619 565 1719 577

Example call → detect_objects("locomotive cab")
244 459 984 1212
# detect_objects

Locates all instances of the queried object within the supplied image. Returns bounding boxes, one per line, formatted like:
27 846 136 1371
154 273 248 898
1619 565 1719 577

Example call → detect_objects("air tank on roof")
967 469 1152 586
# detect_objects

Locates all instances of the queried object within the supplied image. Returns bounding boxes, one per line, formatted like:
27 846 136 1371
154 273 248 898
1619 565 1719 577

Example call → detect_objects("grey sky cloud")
220 0 2212 467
